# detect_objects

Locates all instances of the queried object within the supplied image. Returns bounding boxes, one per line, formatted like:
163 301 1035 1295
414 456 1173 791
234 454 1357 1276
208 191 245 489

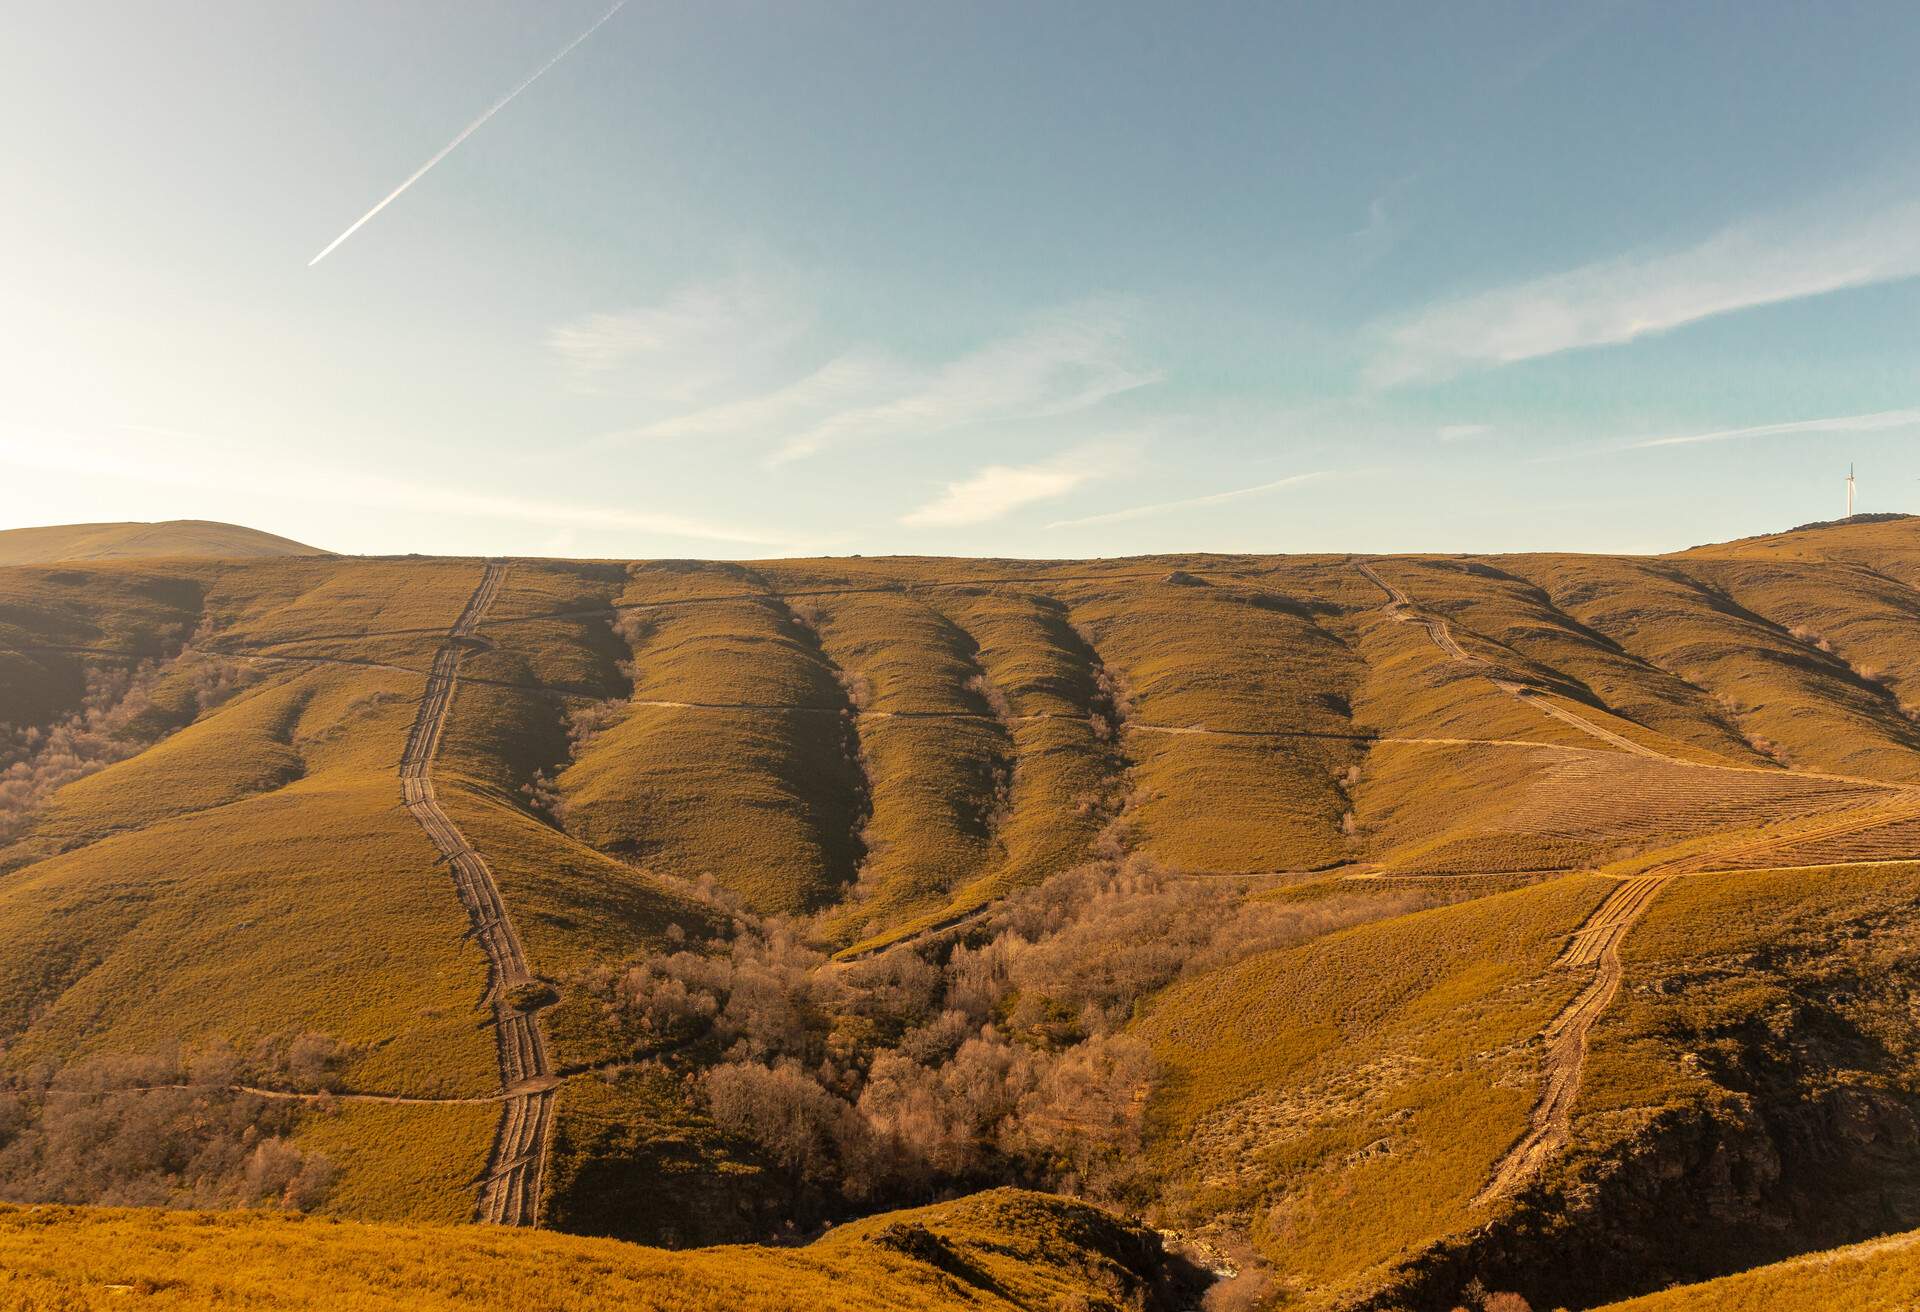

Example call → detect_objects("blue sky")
3 1 1918 558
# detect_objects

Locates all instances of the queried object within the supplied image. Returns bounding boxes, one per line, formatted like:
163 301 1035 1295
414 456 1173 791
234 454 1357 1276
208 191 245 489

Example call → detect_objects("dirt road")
397 562 555 1228
1354 557 1920 1204
1478 791 1920 1204
1355 559 1679 764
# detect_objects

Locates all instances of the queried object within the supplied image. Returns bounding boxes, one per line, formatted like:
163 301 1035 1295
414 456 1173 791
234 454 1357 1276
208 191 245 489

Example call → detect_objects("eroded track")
1355 557 1920 1205
398 562 554 1227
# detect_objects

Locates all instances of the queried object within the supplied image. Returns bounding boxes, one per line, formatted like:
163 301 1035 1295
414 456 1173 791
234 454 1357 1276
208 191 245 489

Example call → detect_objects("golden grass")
294 1101 499 1225
1342 595 1591 748
1578 859 1920 1121
1522 553 1920 782
565 705 862 917
1374 557 1766 766
800 590 1009 937
1061 573 1365 873
0 519 322 565
1591 1225 1920 1311
541 1066 774 1244
1139 874 1610 1303
0 655 501 1102
0 563 204 733
1358 739 1885 876
11 522 1920 1275
190 559 487 668
551 563 866 916
0 1187 1176 1312
13 675 315 860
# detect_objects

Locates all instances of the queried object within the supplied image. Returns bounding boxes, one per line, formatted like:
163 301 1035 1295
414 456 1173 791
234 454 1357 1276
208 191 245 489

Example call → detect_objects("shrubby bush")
0 1044 337 1210
587 855 1444 1212
0 651 259 844
0 662 161 842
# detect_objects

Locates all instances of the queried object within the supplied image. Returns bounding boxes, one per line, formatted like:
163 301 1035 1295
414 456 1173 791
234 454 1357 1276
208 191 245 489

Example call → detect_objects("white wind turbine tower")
1846 463 1857 518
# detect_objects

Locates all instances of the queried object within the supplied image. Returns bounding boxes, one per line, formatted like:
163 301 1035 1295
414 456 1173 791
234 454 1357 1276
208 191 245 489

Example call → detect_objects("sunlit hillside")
0 1189 1199 1311
8 517 1920 1309
0 520 325 565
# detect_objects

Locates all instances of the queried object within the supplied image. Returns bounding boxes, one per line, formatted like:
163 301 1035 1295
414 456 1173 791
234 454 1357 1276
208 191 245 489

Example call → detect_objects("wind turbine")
1847 463 1857 518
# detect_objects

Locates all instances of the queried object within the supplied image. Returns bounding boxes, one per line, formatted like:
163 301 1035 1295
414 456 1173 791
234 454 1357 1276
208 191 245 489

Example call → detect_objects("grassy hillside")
8 519 1920 1309
0 1188 1198 1311
0 520 324 564
1592 1225 1920 1311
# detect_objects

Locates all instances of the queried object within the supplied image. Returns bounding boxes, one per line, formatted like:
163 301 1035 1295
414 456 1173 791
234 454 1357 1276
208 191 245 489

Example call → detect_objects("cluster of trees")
0 662 161 844
589 855 1443 1212
0 1042 340 1211
1 652 254 845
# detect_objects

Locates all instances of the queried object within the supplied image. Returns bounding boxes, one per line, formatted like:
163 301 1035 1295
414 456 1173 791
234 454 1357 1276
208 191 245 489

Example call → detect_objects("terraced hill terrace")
10 517 1920 1309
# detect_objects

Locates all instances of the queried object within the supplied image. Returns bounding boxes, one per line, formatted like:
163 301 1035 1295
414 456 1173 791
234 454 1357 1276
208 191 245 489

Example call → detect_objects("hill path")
398 562 555 1228
1353 557 1920 1205
1476 789 1920 1204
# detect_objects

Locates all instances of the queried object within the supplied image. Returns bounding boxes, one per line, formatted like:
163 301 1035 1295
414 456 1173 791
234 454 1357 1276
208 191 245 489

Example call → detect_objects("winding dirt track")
1477 791 1920 1204
398 562 554 1228
1354 557 1920 1205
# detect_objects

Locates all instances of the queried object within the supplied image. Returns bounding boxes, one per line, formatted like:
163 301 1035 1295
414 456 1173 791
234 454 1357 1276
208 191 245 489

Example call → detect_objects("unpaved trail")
42 1080 557 1107
1354 557 1920 1204
1355 559 1678 763
398 562 555 1228
1478 792 1920 1204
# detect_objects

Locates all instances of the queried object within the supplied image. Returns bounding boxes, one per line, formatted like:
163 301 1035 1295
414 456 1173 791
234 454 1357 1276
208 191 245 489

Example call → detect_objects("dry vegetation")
9 521 1920 1308
0 1188 1199 1311
1589 1225 1920 1311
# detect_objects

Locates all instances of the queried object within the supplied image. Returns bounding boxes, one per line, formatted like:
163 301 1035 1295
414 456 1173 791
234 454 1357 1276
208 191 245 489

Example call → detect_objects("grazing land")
9 516 1920 1309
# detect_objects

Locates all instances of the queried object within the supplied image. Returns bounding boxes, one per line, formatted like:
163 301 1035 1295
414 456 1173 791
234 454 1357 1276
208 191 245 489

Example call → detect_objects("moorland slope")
8 516 1920 1309
0 519 324 565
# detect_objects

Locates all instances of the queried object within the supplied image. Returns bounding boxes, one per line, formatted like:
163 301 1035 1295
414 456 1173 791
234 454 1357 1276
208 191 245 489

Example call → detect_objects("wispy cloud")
550 273 807 402
590 351 906 448
1047 471 1332 530
769 303 1160 466
1368 196 1920 386
899 444 1127 528
309 3 626 266
1623 407 1920 450
564 298 1160 465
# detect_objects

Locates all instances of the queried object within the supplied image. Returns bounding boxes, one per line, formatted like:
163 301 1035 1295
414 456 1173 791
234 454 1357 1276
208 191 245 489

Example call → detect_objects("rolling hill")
7 516 1920 1309
0 519 325 564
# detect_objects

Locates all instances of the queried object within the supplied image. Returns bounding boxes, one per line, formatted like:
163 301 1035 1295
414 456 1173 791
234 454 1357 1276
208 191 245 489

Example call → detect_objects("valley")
8 516 1920 1309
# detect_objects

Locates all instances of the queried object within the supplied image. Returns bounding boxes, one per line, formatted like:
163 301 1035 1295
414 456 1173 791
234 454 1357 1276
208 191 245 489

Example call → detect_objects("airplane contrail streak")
308 1 626 267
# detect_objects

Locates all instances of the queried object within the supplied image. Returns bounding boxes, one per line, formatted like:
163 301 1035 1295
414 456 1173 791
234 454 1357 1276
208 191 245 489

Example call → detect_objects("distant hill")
0 519 325 564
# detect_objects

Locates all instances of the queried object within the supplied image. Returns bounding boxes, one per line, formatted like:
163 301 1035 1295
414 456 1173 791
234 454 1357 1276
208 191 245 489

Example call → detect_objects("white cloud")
591 351 907 448
1368 196 1920 386
548 273 806 402
1438 423 1494 442
1623 407 1920 450
770 303 1160 466
565 298 1160 466
1047 471 1331 529
901 463 1091 528
900 439 1142 527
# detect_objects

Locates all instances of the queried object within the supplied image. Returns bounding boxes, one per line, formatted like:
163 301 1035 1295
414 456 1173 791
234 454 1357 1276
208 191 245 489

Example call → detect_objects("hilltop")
6 516 1920 1308
0 520 325 565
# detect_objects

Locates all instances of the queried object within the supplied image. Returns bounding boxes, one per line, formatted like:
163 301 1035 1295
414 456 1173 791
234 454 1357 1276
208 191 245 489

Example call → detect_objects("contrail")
308 1 626 266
